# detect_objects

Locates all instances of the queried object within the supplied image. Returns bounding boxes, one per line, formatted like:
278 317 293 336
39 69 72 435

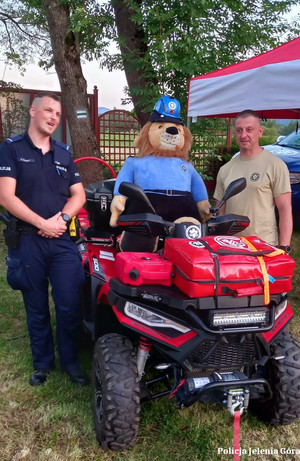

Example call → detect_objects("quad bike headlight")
275 299 288 320
124 301 191 333
211 308 269 328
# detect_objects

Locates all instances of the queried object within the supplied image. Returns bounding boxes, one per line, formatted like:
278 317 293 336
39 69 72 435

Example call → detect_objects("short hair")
32 92 61 105
235 110 261 124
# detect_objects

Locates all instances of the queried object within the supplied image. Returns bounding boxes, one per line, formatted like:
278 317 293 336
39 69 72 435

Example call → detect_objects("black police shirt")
0 133 82 220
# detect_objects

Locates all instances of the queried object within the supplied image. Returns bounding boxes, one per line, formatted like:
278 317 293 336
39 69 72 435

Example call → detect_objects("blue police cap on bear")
149 96 184 125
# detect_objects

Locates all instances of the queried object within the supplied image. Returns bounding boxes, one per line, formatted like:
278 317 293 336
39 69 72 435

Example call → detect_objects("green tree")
0 0 49 69
1 0 300 165
109 0 300 120
279 120 299 136
0 82 29 140
261 120 280 140
42 0 101 184
1 0 103 184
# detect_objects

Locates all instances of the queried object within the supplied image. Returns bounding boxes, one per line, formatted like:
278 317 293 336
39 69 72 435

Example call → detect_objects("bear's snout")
166 126 179 135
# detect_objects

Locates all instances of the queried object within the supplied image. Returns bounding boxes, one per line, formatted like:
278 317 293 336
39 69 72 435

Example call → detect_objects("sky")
2 59 132 110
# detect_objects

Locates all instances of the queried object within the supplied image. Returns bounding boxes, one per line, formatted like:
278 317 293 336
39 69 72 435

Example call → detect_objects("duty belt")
18 223 39 235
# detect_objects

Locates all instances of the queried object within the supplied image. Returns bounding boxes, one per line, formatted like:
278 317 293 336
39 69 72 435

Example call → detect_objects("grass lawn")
0 224 300 461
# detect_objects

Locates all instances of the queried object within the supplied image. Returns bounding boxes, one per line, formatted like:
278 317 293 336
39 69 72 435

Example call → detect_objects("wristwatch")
61 213 71 224
278 245 292 254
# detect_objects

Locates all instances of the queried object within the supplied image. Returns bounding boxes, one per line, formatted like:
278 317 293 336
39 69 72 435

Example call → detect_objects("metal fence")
97 109 231 192
98 109 140 167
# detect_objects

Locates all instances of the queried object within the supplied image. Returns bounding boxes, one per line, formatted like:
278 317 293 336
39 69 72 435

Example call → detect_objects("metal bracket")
230 400 245 416
226 389 250 416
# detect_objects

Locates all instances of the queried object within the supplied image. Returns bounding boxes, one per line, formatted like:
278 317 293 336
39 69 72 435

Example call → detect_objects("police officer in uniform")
0 92 89 386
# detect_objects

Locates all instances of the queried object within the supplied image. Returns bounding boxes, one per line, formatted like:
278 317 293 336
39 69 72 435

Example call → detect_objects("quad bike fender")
261 302 294 343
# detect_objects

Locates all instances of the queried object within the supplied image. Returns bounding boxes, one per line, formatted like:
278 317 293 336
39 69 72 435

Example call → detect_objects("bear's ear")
134 122 150 146
134 132 141 147
134 122 153 154
183 126 192 153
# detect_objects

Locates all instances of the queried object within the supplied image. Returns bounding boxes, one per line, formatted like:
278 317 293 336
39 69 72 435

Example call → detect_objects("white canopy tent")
187 37 300 120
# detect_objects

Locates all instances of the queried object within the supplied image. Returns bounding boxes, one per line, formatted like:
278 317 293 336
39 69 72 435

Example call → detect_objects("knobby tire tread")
251 329 300 426
93 333 140 450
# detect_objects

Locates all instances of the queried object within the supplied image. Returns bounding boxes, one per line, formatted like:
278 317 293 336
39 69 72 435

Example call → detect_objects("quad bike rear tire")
92 333 140 450
250 329 300 425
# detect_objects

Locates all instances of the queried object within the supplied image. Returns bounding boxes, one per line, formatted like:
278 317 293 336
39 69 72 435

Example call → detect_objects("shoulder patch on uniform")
5 135 23 144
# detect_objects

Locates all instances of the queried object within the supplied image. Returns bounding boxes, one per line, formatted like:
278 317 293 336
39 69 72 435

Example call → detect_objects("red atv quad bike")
76 159 300 452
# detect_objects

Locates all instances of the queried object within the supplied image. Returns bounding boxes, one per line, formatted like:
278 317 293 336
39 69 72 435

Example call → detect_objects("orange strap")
241 237 270 305
264 249 285 257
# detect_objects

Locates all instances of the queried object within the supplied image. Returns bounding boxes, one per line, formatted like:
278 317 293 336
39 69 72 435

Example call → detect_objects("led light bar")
125 302 190 333
212 309 269 327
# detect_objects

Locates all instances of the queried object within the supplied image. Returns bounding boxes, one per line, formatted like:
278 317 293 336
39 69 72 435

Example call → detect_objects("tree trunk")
42 0 102 186
112 0 159 126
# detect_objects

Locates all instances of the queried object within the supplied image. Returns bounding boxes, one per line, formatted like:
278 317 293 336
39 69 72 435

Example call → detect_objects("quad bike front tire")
92 333 140 451
250 329 300 425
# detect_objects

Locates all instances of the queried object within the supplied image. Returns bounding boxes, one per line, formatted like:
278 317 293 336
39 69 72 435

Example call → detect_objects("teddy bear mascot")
109 95 211 251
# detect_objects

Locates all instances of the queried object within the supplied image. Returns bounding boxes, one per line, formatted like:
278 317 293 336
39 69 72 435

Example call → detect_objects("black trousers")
6 234 85 370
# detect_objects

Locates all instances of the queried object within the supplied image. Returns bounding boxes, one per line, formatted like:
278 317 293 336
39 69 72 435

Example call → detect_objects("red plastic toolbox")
164 236 295 299
115 252 174 286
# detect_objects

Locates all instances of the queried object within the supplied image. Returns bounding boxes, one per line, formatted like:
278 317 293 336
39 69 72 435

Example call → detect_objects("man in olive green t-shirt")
213 110 292 248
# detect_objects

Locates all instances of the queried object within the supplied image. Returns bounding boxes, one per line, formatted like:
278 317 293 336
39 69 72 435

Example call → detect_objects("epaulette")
5 134 24 144
53 139 71 151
